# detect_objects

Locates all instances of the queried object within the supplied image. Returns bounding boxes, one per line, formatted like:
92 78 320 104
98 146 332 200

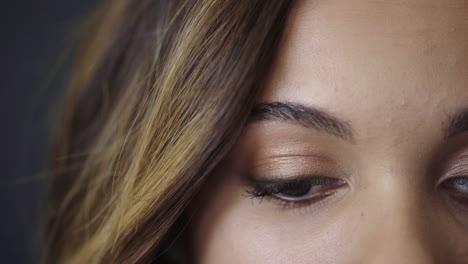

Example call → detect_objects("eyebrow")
446 110 468 138
248 101 355 142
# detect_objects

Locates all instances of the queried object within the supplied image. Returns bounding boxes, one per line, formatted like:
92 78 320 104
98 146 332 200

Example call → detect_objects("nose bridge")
362 172 438 264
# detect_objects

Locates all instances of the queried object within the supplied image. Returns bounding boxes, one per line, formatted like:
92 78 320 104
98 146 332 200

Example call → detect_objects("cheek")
192 194 360 264
191 188 468 263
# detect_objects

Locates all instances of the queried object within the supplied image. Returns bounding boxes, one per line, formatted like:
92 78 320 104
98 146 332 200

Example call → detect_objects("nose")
361 186 440 263
365 228 437 264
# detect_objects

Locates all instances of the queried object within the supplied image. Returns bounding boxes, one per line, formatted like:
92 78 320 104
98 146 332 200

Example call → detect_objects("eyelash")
244 174 468 211
245 176 348 209
441 176 468 207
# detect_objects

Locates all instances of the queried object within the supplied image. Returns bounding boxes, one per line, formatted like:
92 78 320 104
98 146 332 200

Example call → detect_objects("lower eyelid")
274 189 336 204
271 193 334 211
277 189 348 216
436 180 468 224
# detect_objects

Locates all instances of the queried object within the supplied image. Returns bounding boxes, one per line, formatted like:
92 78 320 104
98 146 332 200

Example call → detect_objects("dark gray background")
1 1 97 263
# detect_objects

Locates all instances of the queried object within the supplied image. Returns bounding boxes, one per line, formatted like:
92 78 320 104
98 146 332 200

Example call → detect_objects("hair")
43 0 292 263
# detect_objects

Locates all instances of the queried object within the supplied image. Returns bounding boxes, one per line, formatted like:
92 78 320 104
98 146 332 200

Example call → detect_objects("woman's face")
192 0 468 263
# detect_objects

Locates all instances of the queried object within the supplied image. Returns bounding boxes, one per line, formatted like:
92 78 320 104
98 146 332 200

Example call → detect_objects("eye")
245 176 348 207
440 176 468 207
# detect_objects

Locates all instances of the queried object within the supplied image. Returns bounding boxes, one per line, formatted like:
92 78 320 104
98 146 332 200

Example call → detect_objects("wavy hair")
43 0 291 263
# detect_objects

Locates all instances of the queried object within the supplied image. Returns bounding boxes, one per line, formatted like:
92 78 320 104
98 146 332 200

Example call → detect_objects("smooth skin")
192 0 468 263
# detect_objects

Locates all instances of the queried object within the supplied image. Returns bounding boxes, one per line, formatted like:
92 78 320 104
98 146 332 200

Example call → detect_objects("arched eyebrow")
446 110 468 138
248 101 355 143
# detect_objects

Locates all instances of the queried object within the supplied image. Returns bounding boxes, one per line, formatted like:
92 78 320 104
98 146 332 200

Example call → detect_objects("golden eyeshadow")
246 154 349 181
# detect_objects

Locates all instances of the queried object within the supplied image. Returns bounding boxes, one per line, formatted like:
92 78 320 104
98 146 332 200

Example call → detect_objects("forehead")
260 0 468 141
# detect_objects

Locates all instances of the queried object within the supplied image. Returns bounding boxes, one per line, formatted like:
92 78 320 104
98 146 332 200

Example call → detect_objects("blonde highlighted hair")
43 0 291 263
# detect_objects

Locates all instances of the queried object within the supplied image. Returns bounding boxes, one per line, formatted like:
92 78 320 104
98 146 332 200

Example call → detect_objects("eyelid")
245 172 333 184
246 154 353 183
437 158 468 185
441 177 468 189
244 174 349 212
272 177 348 201
434 147 468 181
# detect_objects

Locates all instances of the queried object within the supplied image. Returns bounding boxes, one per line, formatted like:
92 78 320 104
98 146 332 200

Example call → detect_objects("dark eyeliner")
243 173 347 207
441 177 468 207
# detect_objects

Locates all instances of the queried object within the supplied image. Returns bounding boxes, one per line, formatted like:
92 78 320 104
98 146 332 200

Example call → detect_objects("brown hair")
43 0 291 263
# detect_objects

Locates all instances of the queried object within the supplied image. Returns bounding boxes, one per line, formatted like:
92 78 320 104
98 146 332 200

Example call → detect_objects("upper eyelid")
245 175 345 194
244 173 332 184
247 154 350 172
244 174 349 200
244 157 355 191
249 154 334 169
435 152 468 184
